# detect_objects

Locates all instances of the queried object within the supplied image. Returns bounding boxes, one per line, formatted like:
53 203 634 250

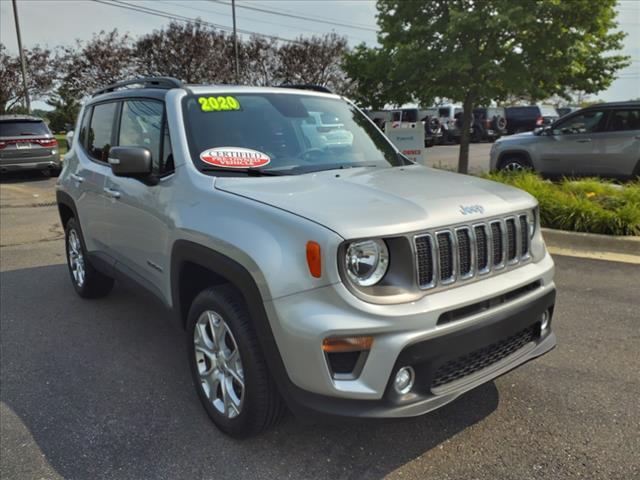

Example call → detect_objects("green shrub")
483 172 640 236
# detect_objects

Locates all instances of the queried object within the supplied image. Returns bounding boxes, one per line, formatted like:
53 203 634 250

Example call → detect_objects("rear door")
103 98 175 299
72 102 119 253
596 108 640 177
535 109 607 176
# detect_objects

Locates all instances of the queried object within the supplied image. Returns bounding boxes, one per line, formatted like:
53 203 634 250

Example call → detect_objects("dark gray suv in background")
0 115 61 175
491 101 640 179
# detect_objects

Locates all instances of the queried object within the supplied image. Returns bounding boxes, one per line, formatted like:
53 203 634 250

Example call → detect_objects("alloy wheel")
67 229 85 287
194 310 245 419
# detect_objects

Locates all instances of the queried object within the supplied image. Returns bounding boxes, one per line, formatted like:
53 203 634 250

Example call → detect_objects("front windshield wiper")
200 166 288 176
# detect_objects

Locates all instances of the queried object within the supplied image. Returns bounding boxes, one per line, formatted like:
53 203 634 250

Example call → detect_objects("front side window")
183 93 404 176
118 99 163 172
552 110 605 135
605 109 640 132
87 102 117 162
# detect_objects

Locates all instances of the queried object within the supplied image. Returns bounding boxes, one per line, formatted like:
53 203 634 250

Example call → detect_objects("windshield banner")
200 147 271 168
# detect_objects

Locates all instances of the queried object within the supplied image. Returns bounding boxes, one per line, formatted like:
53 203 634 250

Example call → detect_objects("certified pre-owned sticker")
200 147 271 168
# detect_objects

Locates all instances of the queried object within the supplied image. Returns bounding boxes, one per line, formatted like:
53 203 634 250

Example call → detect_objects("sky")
1 0 639 108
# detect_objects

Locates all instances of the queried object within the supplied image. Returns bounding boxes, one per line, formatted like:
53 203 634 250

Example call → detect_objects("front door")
536 109 607 176
103 99 176 300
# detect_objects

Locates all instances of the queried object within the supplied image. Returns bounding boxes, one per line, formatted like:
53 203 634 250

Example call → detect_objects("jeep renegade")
57 77 556 438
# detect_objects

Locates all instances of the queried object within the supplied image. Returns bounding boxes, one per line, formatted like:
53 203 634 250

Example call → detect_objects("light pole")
11 0 31 113
232 0 239 84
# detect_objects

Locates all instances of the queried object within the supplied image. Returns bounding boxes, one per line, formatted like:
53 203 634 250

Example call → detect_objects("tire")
65 218 114 298
187 285 285 438
498 155 533 173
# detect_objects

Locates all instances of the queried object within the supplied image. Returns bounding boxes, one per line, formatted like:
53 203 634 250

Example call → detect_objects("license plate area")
16 143 32 150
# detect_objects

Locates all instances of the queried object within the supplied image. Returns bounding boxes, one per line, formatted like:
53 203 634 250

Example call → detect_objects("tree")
46 83 81 132
135 21 235 84
60 30 135 98
344 0 630 174
0 43 55 114
275 33 350 93
238 36 280 86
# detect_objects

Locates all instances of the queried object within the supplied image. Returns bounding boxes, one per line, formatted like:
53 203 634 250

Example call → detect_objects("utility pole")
12 0 31 113
232 0 240 84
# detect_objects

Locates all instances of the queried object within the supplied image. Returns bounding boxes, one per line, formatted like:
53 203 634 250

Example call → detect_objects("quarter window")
87 102 117 162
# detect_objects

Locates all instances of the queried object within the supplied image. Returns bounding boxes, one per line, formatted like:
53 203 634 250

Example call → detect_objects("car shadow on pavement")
0 170 57 184
1 264 499 480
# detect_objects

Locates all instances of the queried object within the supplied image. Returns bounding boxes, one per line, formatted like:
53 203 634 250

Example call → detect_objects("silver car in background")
490 101 640 179
0 115 61 175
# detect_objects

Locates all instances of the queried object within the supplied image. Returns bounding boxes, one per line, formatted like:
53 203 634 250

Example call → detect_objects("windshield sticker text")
200 147 271 168
198 96 241 112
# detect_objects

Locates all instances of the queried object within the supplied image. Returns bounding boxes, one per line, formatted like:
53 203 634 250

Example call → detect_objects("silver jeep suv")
57 77 557 438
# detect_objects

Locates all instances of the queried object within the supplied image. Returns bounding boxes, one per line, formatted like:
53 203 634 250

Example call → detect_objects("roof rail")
91 77 184 97
277 83 333 94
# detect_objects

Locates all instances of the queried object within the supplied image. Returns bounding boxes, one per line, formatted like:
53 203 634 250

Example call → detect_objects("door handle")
576 138 592 143
70 173 84 183
103 187 121 199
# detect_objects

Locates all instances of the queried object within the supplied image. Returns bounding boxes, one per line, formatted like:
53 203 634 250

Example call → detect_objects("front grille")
431 323 538 389
415 213 532 289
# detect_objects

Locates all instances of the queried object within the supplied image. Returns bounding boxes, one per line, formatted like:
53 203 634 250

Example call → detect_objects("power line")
92 0 305 44
208 0 378 32
156 0 370 42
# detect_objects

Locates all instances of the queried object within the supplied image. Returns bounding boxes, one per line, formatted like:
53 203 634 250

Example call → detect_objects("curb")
542 228 640 264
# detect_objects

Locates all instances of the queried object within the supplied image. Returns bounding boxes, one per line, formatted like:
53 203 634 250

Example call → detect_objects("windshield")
183 93 404 175
0 120 50 137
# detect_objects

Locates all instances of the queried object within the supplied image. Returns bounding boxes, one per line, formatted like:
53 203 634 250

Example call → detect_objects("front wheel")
65 218 114 298
498 155 533 172
187 285 284 438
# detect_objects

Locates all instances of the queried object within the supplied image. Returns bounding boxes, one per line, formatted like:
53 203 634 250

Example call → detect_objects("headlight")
345 239 389 287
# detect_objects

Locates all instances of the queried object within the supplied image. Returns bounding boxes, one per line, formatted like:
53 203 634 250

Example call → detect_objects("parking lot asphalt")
1 164 639 480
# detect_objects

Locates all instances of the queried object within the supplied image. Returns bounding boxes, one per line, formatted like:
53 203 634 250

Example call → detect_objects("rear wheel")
65 218 114 298
187 285 285 438
498 155 533 172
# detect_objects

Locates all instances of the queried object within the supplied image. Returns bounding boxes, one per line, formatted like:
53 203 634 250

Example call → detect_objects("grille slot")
415 235 435 288
491 221 504 266
474 225 489 273
506 218 517 262
436 232 455 283
431 324 539 389
456 228 472 278
519 215 529 257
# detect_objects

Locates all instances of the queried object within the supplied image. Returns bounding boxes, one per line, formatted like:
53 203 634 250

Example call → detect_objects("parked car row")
364 104 587 147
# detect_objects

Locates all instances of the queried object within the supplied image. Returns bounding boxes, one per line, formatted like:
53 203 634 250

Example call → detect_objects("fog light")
394 366 415 394
541 310 550 331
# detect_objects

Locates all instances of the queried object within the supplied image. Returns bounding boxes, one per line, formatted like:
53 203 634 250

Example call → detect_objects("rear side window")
487 108 504 117
606 109 640 131
0 120 49 137
87 102 117 162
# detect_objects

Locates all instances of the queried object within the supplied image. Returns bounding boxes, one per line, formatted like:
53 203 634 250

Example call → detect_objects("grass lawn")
485 171 640 236
55 133 67 157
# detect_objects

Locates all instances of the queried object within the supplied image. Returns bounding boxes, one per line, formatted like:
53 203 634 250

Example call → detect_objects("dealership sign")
384 123 426 164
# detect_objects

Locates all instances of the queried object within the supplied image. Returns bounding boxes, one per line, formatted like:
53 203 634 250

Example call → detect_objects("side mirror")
108 146 152 178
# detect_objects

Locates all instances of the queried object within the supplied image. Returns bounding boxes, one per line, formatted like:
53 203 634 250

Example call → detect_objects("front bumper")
264 252 556 418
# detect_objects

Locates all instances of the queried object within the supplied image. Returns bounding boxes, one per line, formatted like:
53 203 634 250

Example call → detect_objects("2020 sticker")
200 147 271 168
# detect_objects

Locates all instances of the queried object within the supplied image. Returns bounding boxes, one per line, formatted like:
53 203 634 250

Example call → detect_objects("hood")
215 165 536 239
